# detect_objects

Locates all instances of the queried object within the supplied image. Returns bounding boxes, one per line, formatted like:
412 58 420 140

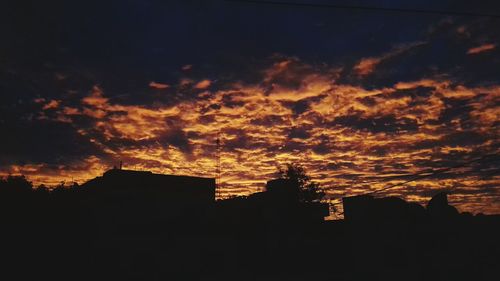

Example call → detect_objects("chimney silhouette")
119 161 123 170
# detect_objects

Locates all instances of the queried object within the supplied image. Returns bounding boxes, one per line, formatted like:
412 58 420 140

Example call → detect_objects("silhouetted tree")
36 184 49 194
52 181 67 193
0 175 33 193
277 163 325 203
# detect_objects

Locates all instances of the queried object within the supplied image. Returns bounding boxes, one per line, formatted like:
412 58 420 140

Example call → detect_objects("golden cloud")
4 56 499 216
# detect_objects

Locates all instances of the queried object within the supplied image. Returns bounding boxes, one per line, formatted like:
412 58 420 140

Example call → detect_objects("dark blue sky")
3 0 499 98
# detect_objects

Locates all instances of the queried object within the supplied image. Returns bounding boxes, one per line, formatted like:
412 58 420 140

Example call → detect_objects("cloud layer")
2 52 498 215
1 6 499 216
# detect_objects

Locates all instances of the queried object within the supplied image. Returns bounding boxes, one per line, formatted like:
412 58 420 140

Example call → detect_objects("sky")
1 0 499 215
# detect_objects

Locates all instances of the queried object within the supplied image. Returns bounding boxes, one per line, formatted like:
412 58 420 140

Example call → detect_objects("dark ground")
1 178 499 281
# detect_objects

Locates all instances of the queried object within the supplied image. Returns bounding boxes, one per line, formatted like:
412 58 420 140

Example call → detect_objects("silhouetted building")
427 191 458 219
84 168 215 203
343 194 426 222
342 195 374 221
265 178 300 201
81 168 215 227
217 178 329 224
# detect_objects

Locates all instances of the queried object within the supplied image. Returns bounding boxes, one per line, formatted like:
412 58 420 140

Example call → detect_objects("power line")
327 153 499 206
225 0 500 19
347 153 498 187
366 153 499 195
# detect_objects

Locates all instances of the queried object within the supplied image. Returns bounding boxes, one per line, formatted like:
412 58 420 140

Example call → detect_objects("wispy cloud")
467 43 496 54
149 81 170 89
42 100 61 110
194 79 212 89
353 42 426 76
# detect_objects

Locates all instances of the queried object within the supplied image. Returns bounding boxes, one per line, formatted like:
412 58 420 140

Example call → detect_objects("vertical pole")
216 131 221 200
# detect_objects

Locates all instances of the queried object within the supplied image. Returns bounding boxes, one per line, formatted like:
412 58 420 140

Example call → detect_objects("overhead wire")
225 0 500 19
326 153 499 209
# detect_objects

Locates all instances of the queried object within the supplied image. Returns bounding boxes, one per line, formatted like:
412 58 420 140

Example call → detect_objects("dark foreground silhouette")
1 170 499 281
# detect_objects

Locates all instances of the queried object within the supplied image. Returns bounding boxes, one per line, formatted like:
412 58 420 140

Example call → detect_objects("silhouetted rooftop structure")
217 178 329 223
427 191 459 219
80 168 216 226
342 194 427 222
83 168 215 203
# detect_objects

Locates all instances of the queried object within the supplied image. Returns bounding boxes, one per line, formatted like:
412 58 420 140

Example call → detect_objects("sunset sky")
1 1 499 215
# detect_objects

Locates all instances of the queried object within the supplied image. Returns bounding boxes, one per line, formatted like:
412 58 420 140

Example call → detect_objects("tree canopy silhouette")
0 175 33 194
276 163 325 203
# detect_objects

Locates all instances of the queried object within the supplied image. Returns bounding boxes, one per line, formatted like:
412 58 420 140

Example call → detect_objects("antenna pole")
215 131 222 200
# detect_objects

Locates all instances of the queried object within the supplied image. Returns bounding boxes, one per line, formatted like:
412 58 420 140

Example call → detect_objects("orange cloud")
194 79 212 89
42 100 61 110
467 43 496 55
354 41 426 76
6 57 499 215
82 86 108 107
353 57 382 76
149 81 170 89
0 156 107 187
62 107 80 115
